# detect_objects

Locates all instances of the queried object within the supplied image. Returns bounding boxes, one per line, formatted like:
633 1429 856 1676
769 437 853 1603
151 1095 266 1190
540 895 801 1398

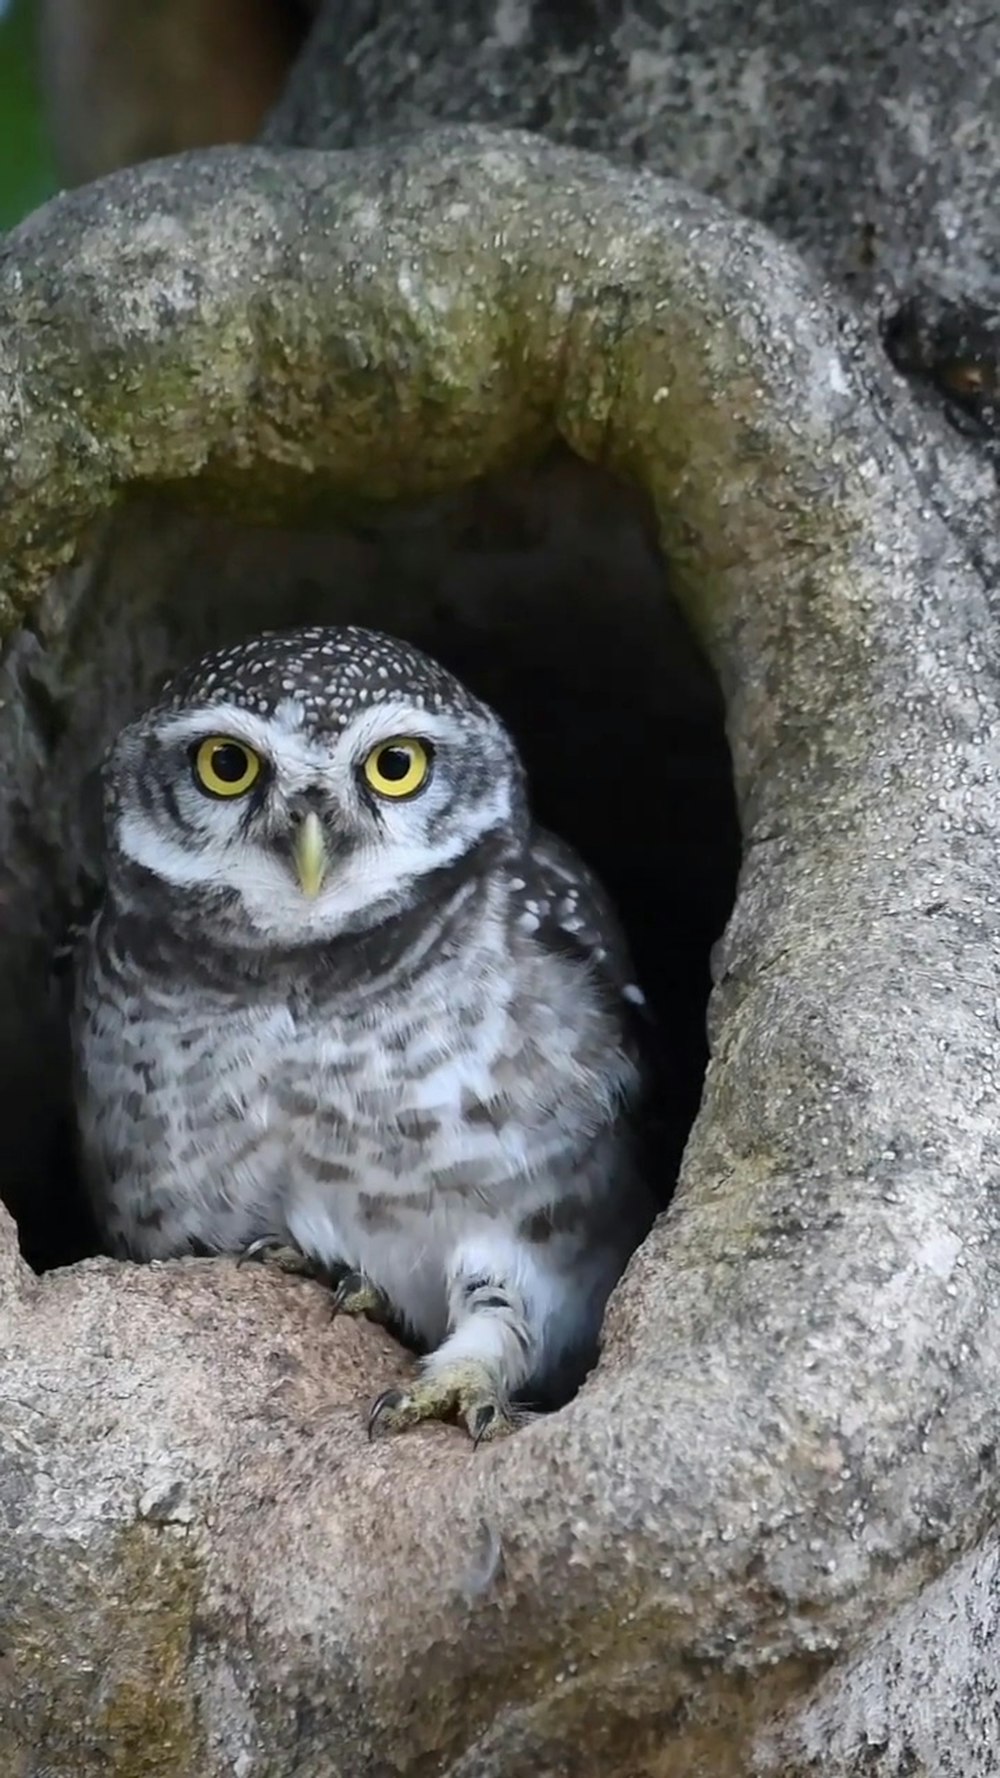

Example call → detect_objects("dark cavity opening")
0 446 740 1272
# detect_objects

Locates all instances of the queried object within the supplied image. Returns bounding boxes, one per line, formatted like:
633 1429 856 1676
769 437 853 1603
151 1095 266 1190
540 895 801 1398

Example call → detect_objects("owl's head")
103 626 526 947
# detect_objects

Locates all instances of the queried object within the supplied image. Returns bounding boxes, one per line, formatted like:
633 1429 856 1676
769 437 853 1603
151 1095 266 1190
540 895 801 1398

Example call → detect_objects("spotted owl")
71 625 658 1440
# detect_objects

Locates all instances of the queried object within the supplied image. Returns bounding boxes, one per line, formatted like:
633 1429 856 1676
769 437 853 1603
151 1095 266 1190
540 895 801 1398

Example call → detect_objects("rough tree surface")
2 6 1000 1777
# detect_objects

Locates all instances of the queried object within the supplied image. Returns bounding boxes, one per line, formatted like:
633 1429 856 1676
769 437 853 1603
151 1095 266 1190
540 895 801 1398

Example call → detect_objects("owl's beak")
292 810 329 899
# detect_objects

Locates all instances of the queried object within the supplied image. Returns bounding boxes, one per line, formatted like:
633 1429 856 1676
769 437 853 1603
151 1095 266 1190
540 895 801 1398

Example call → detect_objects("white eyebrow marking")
333 702 473 760
152 701 327 774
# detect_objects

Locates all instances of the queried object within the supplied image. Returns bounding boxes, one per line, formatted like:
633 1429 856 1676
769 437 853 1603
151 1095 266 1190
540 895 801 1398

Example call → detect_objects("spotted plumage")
71 625 657 1438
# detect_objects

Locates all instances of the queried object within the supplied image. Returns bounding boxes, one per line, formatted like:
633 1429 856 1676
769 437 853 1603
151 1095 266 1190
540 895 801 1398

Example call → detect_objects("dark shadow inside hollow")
0 446 740 1274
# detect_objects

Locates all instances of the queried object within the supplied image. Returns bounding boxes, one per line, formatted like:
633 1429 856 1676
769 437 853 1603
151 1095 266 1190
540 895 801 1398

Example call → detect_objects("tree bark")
267 0 1000 314
3 6 1000 1777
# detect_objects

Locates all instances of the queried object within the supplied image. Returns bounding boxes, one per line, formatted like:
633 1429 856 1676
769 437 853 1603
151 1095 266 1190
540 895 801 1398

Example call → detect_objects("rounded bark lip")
0 124 881 653
2 124 1000 1774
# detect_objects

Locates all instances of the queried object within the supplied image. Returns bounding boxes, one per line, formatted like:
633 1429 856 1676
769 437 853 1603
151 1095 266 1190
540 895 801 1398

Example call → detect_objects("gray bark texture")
3 4 1000 1776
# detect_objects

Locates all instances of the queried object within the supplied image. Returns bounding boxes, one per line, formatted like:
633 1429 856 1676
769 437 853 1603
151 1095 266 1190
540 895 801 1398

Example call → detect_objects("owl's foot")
330 1269 393 1326
367 1359 516 1445
235 1234 323 1280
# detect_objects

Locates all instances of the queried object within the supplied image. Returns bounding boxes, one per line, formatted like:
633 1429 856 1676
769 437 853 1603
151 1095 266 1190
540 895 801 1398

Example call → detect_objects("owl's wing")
518 827 679 1197
518 826 656 1064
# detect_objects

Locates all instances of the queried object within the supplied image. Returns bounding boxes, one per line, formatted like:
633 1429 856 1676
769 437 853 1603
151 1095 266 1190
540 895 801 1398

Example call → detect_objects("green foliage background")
0 0 56 230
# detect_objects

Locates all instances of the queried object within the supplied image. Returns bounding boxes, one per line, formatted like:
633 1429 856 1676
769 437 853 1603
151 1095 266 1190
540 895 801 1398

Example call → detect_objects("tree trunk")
3 6 1000 1776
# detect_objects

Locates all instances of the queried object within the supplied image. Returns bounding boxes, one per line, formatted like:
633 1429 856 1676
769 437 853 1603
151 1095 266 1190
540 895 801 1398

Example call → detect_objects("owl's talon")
471 1402 501 1448
367 1387 406 1439
236 1233 282 1267
366 1360 516 1443
235 1234 321 1278
330 1269 392 1324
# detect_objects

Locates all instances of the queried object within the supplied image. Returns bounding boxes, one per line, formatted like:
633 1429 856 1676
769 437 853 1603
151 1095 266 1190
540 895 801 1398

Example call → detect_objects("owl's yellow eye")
193 736 263 798
362 738 431 799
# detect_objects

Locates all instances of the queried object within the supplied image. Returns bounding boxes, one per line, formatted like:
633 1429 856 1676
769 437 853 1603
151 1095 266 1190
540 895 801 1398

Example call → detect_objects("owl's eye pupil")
211 744 250 783
377 747 412 782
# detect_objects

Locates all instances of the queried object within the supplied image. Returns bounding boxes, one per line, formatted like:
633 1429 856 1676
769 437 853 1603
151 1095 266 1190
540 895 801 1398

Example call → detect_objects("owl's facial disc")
111 683 521 946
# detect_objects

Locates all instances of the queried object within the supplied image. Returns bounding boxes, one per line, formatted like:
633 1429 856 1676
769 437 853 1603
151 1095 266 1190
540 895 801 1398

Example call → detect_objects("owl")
71 625 658 1440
